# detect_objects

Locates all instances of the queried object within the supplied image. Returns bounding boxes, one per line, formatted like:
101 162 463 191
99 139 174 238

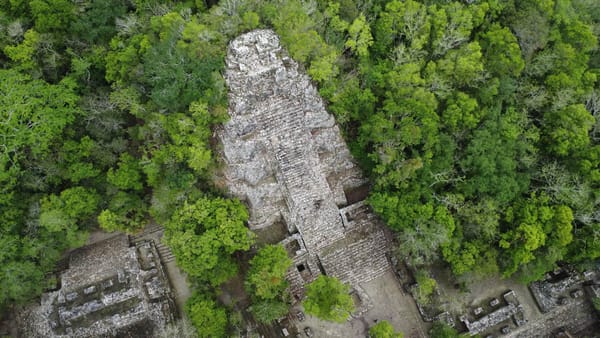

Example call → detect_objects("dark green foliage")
429 322 460 338
69 0 128 44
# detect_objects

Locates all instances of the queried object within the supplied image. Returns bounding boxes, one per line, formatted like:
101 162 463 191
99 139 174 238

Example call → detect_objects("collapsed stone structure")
459 290 526 337
19 235 175 337
529 267 587 313
219 29 391 299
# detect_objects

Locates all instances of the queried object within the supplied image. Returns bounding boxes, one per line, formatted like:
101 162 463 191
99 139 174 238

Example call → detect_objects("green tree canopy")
248 299 289 324
429 322 460 338
185 294 228 338
303 275 354 323
245 244 292 300
369 320 403 338
164 197 254 286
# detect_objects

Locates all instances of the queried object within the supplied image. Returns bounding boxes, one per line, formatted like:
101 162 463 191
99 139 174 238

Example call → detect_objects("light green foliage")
369 320 403 338
3 29 40 73
303 275 354 322
442 92 482 133
107 153 144 191
429 2 483 57
164 197 254 286
58 137 101 183
436 42 484 88
98 210 125 233
414 271 437 304
185 294 228 338
245 244 292 300
345 14 373 57
156 101 223 174
442 240 480 276
249 299 289 323
241 11 260 32
500 193 575 280
105 34 148 86
543 104 595 156
39 187 98 246
374 0 430 55
308 49 339 83
267 0 340 83
0 70 79 158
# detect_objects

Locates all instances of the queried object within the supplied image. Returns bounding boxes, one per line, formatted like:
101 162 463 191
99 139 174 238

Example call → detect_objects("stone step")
131 223 163 241
155 243 176 263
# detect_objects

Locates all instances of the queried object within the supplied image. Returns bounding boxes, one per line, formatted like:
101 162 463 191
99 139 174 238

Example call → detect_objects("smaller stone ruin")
529 267 585 313
19 235 175 337
459 290 526 336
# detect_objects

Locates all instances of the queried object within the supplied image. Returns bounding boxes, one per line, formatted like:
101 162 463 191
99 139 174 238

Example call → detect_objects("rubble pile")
529 268 585 313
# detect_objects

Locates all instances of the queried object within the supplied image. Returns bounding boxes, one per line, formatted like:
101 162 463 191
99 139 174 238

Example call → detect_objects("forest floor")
294 270 428 338
163 260 193 316
427 264 599 336
361 270 428 338
431 265 540 325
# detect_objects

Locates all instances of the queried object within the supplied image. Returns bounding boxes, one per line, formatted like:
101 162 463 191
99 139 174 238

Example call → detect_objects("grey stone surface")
19 235 175 337
460 290 525 336
529 268 583 313
219 29 390 299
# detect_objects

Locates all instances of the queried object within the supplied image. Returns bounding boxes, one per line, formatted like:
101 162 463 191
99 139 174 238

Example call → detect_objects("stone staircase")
130 222 162 242
129 223 176 263
257 97 347 252
155 241 176 263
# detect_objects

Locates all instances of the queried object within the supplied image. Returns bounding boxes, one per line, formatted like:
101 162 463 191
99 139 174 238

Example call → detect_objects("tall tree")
303 275 354 323
245 244 292 300
164 197 254 286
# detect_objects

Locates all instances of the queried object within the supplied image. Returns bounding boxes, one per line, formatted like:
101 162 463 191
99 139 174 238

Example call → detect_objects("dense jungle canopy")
0 0 598 334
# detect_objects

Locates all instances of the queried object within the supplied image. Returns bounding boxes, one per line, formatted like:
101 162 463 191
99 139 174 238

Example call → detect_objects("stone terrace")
219 29 391 299
19 235 175 337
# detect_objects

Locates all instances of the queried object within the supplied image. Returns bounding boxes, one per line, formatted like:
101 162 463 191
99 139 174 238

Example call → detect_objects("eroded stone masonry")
19 235 175 337
219 29 391 299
